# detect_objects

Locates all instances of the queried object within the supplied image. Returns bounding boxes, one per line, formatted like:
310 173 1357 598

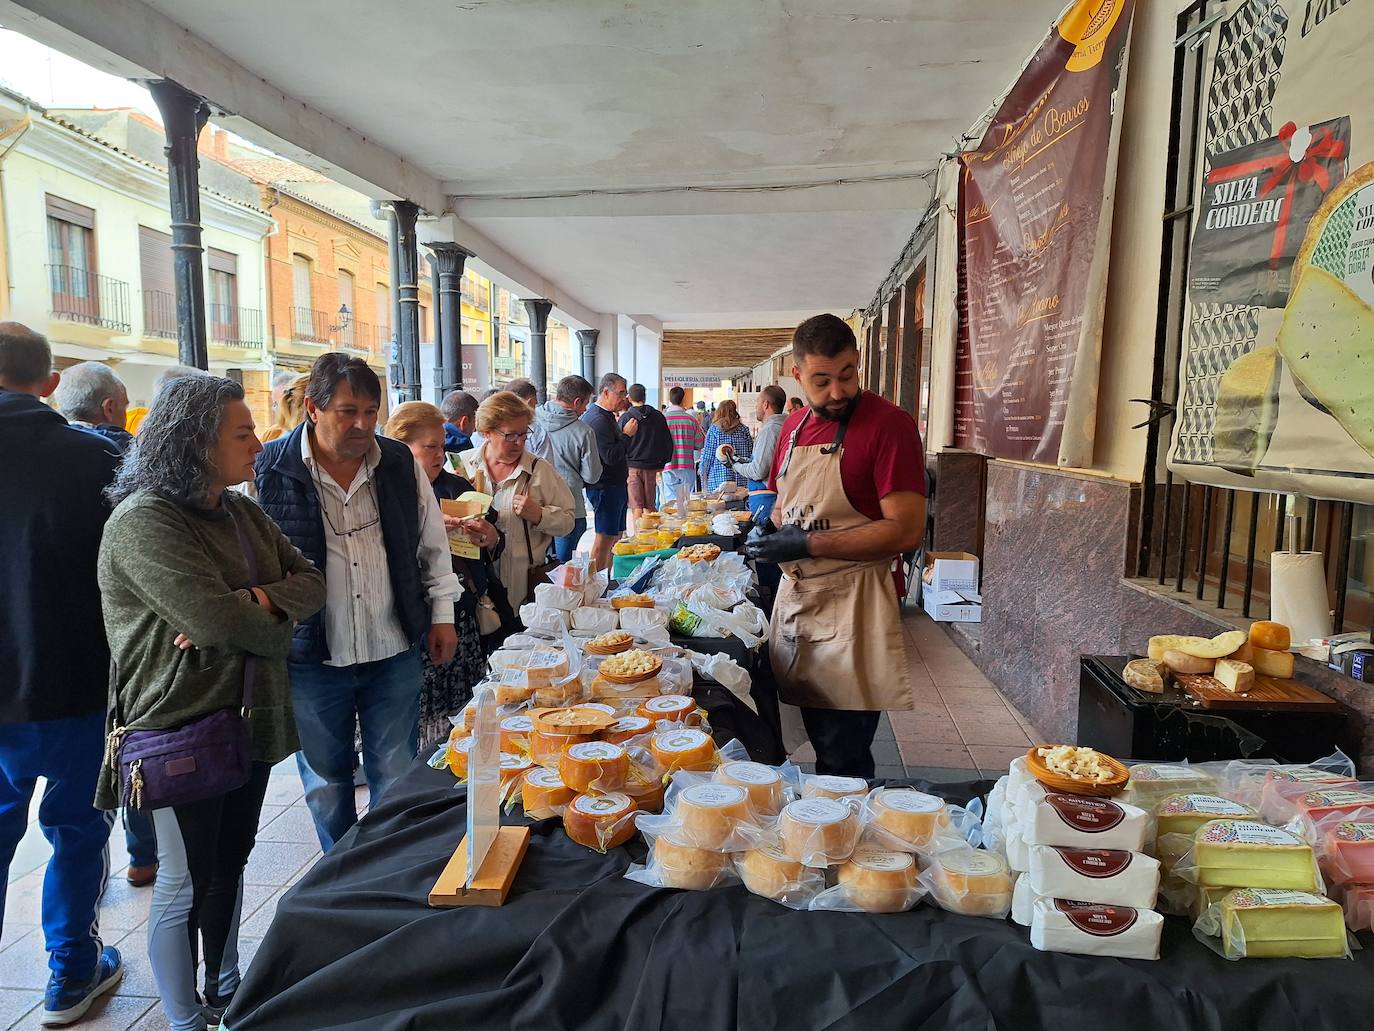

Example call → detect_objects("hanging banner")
1168 0 1374 502
953 0 1135 466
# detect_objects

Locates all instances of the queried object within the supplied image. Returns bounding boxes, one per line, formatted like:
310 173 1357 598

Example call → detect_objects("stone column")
522 298 553 403
576 328 599 382
149 80 210 370
429 243 474 400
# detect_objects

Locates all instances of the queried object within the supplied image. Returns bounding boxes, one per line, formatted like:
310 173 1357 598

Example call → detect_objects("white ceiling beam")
0 0 446 214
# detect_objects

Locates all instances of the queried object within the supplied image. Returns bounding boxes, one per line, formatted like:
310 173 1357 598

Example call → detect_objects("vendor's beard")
811 395 859 423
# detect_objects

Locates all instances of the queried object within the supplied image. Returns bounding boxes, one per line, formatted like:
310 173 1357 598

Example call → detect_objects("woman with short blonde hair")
458 391 575 604
699 399 753 491
260 373 308 443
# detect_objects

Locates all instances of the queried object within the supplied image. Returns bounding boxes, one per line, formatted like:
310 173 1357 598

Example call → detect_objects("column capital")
427 242 476 275
522 298 553 335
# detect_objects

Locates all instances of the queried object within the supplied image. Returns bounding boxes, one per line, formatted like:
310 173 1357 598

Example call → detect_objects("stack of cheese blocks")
518 572 671 643
1001 757 1165 961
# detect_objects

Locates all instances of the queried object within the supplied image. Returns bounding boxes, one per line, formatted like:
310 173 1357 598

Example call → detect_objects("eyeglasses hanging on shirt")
311 463 381 536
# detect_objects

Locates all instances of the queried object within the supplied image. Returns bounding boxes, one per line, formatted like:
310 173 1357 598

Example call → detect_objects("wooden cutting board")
1174 672 1342 711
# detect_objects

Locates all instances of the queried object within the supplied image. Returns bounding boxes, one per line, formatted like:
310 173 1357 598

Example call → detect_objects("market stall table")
223 764 1374 1031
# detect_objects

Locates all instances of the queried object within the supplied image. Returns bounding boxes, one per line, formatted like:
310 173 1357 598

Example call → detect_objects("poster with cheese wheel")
1168 1 1374 501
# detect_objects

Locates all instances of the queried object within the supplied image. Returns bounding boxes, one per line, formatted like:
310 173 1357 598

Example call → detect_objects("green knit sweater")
96 489 326 809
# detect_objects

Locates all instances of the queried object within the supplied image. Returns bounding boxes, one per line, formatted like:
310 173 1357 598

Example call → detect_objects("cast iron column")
430 243 474 398
522 298 553 403
373 200 403 391
391 201 421 401
149 80 210 370
576 328 599 382
427 253 443 403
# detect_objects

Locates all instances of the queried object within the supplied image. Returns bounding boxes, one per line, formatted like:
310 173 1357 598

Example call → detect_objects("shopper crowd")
0 317 808 1028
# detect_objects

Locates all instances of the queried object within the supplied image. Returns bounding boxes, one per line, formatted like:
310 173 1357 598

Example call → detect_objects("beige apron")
769 411 912 712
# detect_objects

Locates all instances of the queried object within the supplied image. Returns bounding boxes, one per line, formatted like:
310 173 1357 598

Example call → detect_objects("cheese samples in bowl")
1191 820 1319 891
1022 793 1150 852
1205 889 1348 959
1030 898 1163 960
864 788 952 852
923 849 1013 917
779 798 860 867
1025 846 1160 909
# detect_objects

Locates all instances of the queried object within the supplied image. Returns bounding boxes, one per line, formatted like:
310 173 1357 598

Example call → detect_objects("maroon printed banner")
953 0 1134 466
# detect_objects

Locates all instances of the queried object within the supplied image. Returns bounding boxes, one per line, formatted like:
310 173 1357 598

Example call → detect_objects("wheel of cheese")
498 752 534 786
1161 650 1215 675
563 792 637 851
637 694 697 725
714 761 785 815
869 788 951 849
523 651 570 688
1249 620 1291 652
653 837 731 890
499 715 534 754
522 767 574 816
625 771 667 813
458 704 477 731
592 674 662 701
559 741 630 793
780 797 860 866
447 735 474 778
529 727 595 766
582 702 617 717
802 775 869 801
651 728 716 773
738 845 814 902
493 676 536 706
837 847 919 913
448 723 470 746
927 849 1013 915
603 715 654 745
532 683 584 708
676 783 752 849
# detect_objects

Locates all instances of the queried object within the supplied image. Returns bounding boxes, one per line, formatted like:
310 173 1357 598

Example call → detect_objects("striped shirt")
664 405 705 471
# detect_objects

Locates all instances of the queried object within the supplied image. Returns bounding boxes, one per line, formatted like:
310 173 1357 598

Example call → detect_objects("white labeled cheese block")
1011 872 1038 926
714 762 785 815
1022 793 1150 852
866 788 951 850
1026 845 1160 909
1030 898 1163 960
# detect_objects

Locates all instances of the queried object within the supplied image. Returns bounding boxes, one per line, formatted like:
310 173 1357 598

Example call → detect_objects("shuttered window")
138 226 174 337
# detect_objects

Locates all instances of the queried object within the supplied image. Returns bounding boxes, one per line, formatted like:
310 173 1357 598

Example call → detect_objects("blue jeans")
0 714 113 984
289 647 422 852
554 517 587 562
124 806 157 868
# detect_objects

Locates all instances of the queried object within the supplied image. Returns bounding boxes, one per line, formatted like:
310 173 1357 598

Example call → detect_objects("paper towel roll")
1270 551 1333 643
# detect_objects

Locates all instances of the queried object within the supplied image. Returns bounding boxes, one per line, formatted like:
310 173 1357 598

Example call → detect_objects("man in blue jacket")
0 324 124 1025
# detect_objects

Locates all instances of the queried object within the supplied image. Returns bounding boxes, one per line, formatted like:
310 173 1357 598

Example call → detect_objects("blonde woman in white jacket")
460 390 576 605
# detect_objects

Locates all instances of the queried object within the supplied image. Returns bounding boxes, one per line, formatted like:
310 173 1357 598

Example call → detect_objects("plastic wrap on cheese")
1309 806 1374 888
1193 888 1350 960
920 848 1013 918
1030 898 1163 960
1025 845 1160 909
1021 792 1150 852
1174 820 1322 892
1122 762 1218 808
809 847 924 914
625 832 740 891
1011 871 1039 926
570 606 620 633
735 845 826 909
1222 750 1356 810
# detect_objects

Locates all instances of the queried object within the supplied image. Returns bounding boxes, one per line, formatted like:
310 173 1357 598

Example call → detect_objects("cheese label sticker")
721 762 779 785
1271 766 1353 784
658 730 708 752
583 702 617 715
788 799 849 825
1132 765 1203 782
683 784 746 808
1046 794 1126 832
610 717 651 734
526 768 564 788
849 848 914 872
497 668 527 686
811 776 866 794
567 742 623 761
1053 900 1139 937
879 790 944 814
1159 794 1251 817
1301 790 1374 808
1228 888 1331 909
645 695 692 712
1054 847 1134 879
528 651 563 668
1335 822 1374 843
1198 820 1302 846
942 850 1006 877
451 737 475 755
500 753 530 771
501 716 533 732
575 793 631 816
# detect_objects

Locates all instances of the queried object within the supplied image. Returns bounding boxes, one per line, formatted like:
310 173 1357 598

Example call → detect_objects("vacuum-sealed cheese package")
778 797 861 867
809 846 924 914
735 845 827 909
563 792 639 852
534 582 583 612
1308 806 1374 887
625 829 741 891
1173 820 1322 892
634 764 770 853
1030 898 1163 960
1193 888 1350 960
1025 845 1160 909
859 787 958 854
1122 762 1219 809
920 848 1013 918
1021 792 1150 852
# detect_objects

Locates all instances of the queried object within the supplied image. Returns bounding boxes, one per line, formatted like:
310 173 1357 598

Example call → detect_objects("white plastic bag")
693 602 767 649
534 582 583 612
688 650 756 712
520 603 569 633
570 606 619 633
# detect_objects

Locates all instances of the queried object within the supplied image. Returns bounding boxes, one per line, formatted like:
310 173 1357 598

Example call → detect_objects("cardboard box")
923 551 980 594
923 588 982 623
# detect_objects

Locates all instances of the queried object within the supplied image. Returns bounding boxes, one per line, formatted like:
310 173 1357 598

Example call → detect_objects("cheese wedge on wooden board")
1213 345 1281 475
1250 646 1295 679
1161 650 1215 675
1213 658 1254 694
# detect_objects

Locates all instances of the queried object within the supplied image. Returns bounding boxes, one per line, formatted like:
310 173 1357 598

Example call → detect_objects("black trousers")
799 708 881 779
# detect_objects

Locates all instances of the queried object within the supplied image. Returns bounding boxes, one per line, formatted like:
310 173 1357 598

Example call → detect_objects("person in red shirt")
746 314 926 777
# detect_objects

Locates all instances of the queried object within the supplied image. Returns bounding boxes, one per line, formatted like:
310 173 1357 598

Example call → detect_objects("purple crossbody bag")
108 508 259 810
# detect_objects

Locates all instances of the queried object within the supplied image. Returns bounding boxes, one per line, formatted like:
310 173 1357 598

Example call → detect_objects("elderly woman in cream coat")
459 390 576 605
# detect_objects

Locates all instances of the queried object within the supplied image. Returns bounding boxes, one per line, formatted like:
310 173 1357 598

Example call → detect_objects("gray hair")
440 389 478 424
51 361 126 423
108 375 244 508
0 322 51 388
152 364 208 403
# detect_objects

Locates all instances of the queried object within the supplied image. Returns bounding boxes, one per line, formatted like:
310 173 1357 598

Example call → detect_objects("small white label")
646 695 693 713
1161 794 1250 816
575 793 632 815
611 716 652 733
812 775 867 794
683 784 746 808
567 742 623 761
849 847 914 872
1135 765 1203 781
526 768 564 788
452 737 474 754
500 753 531 770
1230 888 1331 908
528 651 564 668
721 762 780 786
1199 820 1303 846
658 729 709 752
584 703 617 715
788 798 849 826
940 850 1006 877
500 716 533 732
879 789 943 813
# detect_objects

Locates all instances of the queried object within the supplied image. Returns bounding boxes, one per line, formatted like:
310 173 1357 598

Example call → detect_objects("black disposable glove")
744 523 811 564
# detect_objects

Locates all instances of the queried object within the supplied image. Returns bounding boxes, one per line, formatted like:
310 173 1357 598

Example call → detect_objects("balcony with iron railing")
46 264 131 333
142 291 265 351
335 319 375 356
290 306 331 344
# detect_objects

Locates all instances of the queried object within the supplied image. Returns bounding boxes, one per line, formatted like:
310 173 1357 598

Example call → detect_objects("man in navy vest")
256 354 461 851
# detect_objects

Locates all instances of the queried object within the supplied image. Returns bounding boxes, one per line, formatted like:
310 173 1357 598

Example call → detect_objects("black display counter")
224 762 1374 1031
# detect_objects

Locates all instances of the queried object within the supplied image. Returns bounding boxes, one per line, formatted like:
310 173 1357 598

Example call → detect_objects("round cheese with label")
927 849 1013 915
677 783 751 850
498 752 534 786
529 727 595 766
447 735 474 778
637 694 697 725
499 715 534 754
802 775 869 801
603 715 654 745
738 845 814 902
625 770 667 814
653 837 731 890
522 767 574 816
869 788 950 849
651 728 716 773
563 792 637 851
559 741 629 793
838 847 919 913
714 761 784 815
780 797 860 866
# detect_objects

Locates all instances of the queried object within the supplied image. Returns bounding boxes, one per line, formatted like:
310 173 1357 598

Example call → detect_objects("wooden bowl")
1025 746 1130 798
596 654 664 685
610 595 656 611
584 636 634 656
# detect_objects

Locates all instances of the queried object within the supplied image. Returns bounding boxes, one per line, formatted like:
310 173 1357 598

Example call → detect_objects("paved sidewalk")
0 609 1033 1029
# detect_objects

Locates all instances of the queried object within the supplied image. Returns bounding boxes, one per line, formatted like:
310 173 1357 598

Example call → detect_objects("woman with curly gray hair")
97 375 325 1031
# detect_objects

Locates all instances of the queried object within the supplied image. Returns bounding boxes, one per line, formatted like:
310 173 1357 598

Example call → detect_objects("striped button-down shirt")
302 432 461 668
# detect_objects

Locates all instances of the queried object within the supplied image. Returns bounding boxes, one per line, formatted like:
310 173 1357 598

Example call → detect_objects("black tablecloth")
224 764 1374 1031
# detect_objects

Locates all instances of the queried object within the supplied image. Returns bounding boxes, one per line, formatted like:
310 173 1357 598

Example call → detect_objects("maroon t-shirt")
768 391 926 517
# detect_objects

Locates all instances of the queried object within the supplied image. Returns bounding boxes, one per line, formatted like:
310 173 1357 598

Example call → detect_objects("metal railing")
47 264 130 333
336 319 374 355
290 306 331 344
142 289 177 339
209 303 263 350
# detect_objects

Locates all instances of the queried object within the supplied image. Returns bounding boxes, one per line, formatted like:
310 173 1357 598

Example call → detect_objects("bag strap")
518 458 538 566
226 502 259 713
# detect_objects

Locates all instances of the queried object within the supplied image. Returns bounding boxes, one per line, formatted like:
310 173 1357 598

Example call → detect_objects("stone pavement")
0 608 1035 1029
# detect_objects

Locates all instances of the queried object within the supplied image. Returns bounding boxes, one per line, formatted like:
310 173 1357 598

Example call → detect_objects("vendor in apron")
722 386 789 523
745 314 926 778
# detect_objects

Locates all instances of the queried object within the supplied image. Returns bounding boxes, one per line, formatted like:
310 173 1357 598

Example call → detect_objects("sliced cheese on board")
1022 793 1150 852
1030 898 1163 960
1026 846 1160 909
1193 820 1318 890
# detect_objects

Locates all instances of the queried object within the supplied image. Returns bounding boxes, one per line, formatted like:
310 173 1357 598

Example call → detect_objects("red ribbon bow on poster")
1205 121 1347 267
